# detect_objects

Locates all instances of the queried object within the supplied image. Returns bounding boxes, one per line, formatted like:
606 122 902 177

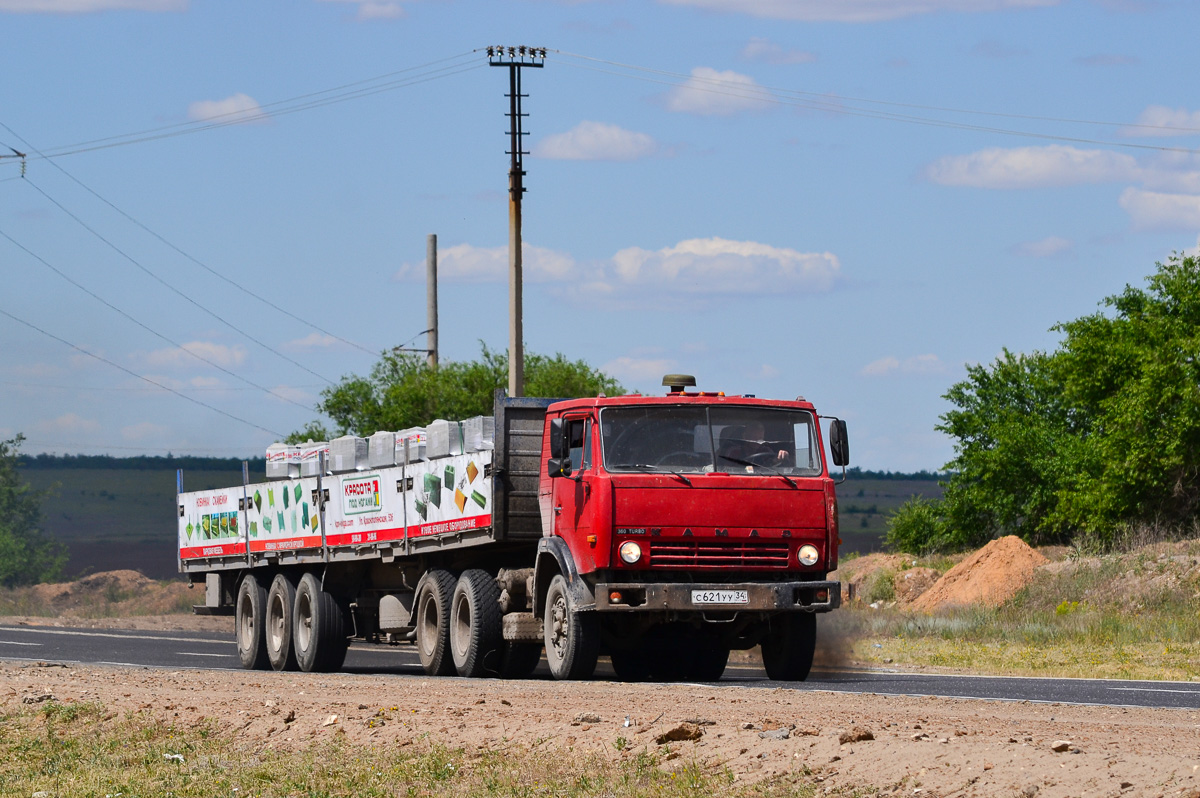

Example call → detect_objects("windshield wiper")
626 463 692 486
719 456 797 487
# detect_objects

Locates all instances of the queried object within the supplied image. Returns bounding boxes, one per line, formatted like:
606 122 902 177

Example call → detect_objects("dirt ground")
3 647 1200 797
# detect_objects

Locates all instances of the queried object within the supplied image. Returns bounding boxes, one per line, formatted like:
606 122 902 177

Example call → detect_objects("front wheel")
761 612 816 682
543 574 599 681
235 573 269 670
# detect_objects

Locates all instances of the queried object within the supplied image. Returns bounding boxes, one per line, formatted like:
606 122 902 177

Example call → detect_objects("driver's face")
745 423 764 441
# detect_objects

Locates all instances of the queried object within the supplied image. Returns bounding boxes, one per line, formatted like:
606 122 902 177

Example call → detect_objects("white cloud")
285 333 342 350
861 354 947 377
1121 105 1200 139
601 356 677 384
187 93 268 124
317 0 406 19
536 122 658 162
741 37 817 65
395 243 576 283
145 341 248 369
1119 188 1200 231
923 145 1139 189
611 237 839 293
0 0 183 11
1013 236 1073 257
268 385 312 404
664 67 770 116
657 0 1058 23
122 421 168 441
37 413 100 434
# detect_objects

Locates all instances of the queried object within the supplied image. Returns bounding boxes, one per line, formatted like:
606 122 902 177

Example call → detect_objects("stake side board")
178 450 495 570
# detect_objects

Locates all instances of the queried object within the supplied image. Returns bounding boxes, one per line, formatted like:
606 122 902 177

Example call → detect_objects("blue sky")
1 0 1197 471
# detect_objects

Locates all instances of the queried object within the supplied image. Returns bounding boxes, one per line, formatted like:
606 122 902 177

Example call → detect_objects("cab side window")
567 419 587 473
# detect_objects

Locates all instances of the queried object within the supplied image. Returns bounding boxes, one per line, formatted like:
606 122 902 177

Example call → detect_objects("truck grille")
648 540 791 569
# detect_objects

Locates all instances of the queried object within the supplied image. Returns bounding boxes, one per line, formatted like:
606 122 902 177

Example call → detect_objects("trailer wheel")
293 572 348 673
761 612 816 682
449 569 503 678
414 569 457 676
498 642 542 679
266 573 299 672
543 574 599 680
235 573 269 670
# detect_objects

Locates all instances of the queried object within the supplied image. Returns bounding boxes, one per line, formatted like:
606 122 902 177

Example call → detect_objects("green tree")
290 344 624 441
888 253 1200 552
0 434 66 587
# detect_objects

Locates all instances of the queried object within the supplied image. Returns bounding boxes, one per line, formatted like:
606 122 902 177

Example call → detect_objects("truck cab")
534 376 846 682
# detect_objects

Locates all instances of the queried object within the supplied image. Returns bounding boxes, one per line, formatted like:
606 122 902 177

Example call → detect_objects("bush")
886 496 949 554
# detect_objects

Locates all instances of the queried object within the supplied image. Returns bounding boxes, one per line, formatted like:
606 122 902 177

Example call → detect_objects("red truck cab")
534 376 847 682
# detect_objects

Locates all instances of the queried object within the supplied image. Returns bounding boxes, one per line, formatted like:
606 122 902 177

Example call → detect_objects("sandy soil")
4 652 1200 797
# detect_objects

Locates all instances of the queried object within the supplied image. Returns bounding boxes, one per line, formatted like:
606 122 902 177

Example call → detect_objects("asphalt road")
2 623 1198 711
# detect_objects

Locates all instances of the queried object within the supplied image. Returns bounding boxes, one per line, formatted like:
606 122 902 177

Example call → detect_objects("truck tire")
293 572 348 673
609 649 653 682
498 642 542 679
266 573 299 672
761 612 816 682
543 574 599 680
450 569 503 678
235 573 269 670
687 646 729 682
414 569 457 677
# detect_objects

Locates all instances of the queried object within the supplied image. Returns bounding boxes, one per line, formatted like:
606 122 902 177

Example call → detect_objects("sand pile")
912 535 1048 611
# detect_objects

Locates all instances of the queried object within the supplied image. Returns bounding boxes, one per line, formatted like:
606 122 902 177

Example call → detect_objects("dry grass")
0 700 830 798
842 538 1200 681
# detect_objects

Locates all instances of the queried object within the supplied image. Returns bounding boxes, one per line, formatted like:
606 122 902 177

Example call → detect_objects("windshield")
600 405 822 476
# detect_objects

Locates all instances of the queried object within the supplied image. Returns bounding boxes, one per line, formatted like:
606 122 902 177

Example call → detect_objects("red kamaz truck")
178 376 848 681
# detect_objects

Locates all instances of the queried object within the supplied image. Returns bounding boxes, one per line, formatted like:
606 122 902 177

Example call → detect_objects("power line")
19 176 336 385
0 305 287 438
1 380 323 393
0 227 316 412
0 120 381 358
553 50 1200 156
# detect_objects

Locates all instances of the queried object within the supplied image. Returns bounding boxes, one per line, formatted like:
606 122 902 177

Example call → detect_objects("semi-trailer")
178 375 848 681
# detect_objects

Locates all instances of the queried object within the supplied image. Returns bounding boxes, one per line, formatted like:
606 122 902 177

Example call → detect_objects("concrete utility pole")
488 46 545 398
426 233 438 368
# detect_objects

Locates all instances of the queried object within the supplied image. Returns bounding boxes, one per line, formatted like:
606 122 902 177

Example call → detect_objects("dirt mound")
912 536 1048 612
6 570 194 619
892 566 939 603
831 553 914 603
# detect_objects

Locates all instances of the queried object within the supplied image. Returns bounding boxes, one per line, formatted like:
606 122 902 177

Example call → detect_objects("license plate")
691 589 749 605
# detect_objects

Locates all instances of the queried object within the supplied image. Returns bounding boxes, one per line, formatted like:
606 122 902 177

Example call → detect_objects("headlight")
619 540 642 564
798 544 819 566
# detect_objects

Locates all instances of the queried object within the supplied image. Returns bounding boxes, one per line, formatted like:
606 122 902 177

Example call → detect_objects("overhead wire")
0 305 286 438
552 50 1200 155
0 120 380 358
0 227 317 412
19 175 337 386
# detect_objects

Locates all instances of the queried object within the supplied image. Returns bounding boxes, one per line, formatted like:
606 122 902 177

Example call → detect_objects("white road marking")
1108 687 1200 695
0 641 41 646
178 652 230 658
0 627 231 645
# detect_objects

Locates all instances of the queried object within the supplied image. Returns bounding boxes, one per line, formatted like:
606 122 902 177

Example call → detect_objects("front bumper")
593 580 840 613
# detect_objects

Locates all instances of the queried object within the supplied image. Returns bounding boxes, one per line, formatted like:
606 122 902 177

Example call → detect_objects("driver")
741 421 789 466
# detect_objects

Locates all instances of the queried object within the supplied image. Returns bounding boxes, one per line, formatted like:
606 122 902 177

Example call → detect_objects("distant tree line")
844 467 949 482
18 453 264 472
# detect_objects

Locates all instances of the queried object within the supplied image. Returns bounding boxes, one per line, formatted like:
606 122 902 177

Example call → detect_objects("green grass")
0 701 825 798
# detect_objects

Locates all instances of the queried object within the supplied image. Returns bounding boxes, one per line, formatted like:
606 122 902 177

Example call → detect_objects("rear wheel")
761 612 816 682
266 573 299 672
498 642 542 679
293 572 348 673
235 573 269 670
414 569 457 676
543 574 599 681
450 569 503 678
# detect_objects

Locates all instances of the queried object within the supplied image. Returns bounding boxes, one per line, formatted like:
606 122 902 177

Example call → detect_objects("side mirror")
829 419 849 467
548 417 566 459
546 457 573 479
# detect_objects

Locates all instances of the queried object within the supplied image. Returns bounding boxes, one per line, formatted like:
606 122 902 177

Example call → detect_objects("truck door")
552 416 595 565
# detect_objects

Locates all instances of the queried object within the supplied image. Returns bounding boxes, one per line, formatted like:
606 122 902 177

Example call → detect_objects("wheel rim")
237 590 253 651
296 591 313 652
451 591 470 660
418 593 438 658
548 593 568 659
268 593 285 652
